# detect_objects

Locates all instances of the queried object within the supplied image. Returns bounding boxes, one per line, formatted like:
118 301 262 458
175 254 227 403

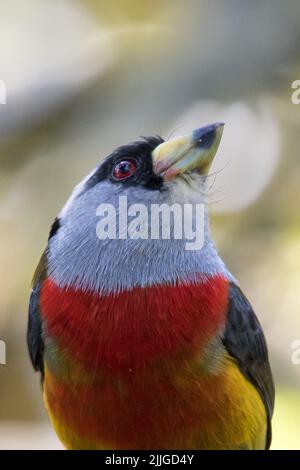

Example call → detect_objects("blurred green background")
0 0 300 449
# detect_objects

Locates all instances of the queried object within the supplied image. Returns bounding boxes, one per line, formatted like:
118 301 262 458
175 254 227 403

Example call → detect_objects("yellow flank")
190 355 268 450
44 355 267 450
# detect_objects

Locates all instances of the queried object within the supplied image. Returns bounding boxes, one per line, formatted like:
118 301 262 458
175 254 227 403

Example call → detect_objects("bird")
27 123 274 450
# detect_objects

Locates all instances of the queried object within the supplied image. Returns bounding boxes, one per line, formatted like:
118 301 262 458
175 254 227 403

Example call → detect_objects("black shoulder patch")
27 251 48 380
48 217 61 240
27 281 44 378
222 283 275 449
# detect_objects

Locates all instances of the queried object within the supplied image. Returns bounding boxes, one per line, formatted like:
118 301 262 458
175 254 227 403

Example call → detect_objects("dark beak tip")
192 122 225 148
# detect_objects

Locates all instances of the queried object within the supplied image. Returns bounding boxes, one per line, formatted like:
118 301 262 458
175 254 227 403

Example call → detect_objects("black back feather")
223 283 275 449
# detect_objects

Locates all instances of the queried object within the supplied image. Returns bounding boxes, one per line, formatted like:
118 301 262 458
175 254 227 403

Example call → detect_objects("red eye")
112 159 138 180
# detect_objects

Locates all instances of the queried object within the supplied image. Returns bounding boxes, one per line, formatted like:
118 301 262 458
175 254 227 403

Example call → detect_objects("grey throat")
47 175 235 294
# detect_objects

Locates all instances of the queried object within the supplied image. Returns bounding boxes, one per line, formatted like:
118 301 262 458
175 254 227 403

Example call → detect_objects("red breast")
40 276 229 375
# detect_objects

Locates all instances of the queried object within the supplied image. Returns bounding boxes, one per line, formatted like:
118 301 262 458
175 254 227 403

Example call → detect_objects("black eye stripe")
84 136 165 191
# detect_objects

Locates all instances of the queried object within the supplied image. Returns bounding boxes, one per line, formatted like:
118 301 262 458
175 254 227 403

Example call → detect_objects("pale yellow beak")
152 123 224 181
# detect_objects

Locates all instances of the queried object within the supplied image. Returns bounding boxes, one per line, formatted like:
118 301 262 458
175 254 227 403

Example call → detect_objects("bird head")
47 123 232 293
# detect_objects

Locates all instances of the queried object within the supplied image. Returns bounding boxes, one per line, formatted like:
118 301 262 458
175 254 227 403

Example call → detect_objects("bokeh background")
0 0 300 450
